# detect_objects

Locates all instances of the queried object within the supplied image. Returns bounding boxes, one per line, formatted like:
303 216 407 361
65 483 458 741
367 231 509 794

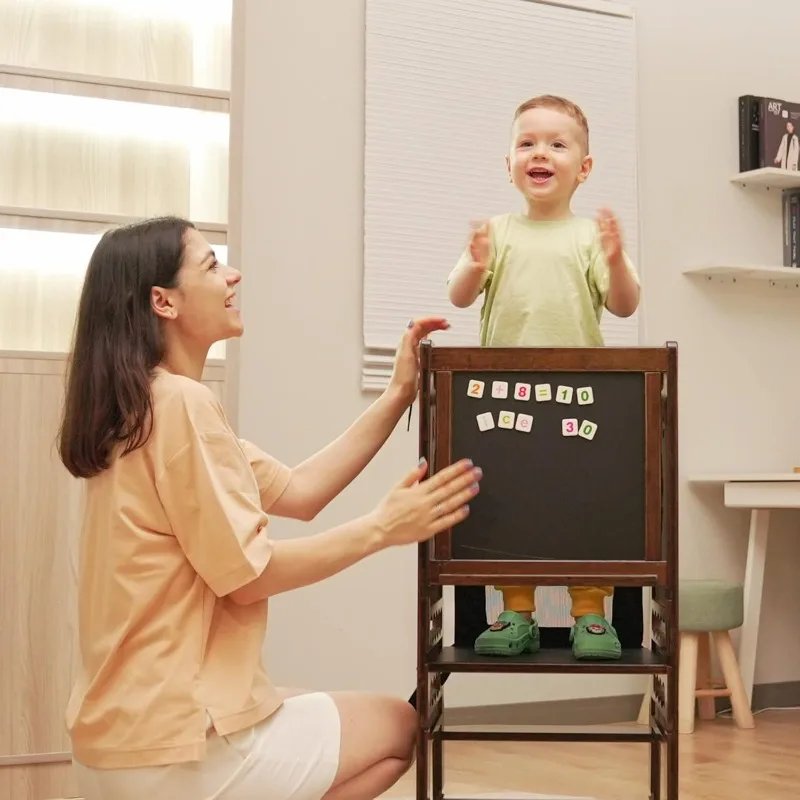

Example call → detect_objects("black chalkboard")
449 370 646 561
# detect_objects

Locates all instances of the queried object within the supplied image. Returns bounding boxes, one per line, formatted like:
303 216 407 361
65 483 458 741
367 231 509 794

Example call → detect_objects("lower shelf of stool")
428 646 669 674
429 724 665 744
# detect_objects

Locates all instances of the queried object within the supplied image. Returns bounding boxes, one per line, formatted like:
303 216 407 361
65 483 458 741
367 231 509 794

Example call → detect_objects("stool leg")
637 676 651 725
696 633 716 721
711 631 755 729
678 632 699 734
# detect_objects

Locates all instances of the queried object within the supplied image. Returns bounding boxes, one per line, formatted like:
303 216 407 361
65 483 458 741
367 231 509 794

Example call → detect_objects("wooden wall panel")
0 355 225 800
0 0 231 91
0 224 229 356
0 126 193 220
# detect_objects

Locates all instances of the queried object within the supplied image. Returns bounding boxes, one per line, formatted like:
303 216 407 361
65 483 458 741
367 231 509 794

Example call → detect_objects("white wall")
232 0 800 709
635 0 800 686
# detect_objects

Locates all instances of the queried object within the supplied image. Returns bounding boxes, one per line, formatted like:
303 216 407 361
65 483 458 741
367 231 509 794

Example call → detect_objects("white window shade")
363 0 640 390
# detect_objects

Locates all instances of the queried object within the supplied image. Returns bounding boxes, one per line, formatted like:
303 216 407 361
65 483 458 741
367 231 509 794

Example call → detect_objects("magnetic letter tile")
498 410 515 429
561 418 578 437
467 379 485 399
556 385 574 404
477 412 495 432
515 413 533 433
535 383 552 401
491 380 509 399
514 382 531 401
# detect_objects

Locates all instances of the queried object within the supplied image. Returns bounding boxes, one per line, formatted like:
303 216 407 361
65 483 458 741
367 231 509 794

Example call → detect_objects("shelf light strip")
0 228 228 276
0 87 229 144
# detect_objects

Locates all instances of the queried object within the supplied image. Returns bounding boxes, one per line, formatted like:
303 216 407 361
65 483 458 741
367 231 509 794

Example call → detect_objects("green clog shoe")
570 614 622 660
474 610 540 656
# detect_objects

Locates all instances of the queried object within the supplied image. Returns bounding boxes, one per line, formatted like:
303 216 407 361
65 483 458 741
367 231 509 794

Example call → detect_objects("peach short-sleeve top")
66 368 291 769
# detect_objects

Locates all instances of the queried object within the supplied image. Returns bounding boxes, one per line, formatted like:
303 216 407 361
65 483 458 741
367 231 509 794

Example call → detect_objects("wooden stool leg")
712 631 755 729
696 632 716 721
678 632 699 734
637 676 651 725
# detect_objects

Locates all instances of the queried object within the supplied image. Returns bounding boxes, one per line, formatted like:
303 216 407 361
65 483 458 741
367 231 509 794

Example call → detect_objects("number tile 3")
561 418 578 437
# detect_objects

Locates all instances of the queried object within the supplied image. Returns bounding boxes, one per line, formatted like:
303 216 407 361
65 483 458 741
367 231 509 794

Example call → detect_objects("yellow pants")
498 585 613 619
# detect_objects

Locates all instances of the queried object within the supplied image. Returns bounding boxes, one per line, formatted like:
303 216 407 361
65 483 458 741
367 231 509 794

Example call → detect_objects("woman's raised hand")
370 458 482 547
387 316 451 406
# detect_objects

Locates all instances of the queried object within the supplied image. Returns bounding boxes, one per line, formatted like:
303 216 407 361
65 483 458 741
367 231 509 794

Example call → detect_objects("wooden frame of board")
414 341 678 800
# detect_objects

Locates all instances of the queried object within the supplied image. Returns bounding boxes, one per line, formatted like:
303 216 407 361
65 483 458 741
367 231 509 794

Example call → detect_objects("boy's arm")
606 254 640 318
593 208 640 318
447 220 494 308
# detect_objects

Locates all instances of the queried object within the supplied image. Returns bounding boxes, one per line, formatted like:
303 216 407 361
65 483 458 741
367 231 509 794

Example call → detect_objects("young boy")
447 95 640 661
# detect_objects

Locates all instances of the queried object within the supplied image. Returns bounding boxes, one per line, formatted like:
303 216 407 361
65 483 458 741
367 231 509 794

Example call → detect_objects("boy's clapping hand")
596 207 624 266
468 220 491 271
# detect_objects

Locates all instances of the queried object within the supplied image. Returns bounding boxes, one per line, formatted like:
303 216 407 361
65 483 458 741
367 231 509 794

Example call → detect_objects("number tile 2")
576 387 594 405
578 420 598 440
476 412 495 432
467 379 485 399
561 418 578 437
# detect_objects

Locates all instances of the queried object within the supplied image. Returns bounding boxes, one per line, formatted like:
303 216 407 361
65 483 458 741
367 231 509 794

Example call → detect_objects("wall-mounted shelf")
730 168 800 190
684 264 800 287
0 205 227 242
0 65 230 112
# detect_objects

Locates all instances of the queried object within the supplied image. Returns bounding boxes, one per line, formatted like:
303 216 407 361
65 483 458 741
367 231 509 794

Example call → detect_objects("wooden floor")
385 711 800 800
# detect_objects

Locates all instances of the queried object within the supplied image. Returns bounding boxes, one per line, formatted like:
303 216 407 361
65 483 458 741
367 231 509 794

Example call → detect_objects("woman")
58 216 482 800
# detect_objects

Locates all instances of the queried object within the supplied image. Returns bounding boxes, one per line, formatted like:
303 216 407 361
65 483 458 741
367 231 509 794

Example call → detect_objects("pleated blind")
363 0 639 390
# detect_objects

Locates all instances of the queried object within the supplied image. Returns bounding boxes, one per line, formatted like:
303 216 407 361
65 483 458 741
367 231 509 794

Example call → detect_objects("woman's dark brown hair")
59 216 196 479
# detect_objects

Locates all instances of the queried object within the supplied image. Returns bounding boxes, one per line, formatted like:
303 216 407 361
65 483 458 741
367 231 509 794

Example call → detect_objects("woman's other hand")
370 458 481 547
387 317 450 406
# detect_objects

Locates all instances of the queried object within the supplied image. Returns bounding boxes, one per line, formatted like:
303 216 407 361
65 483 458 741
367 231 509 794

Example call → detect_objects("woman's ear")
151 287 176 320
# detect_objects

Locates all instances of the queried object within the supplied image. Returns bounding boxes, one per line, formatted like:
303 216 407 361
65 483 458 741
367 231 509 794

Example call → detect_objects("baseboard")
728 679 800 714
444 680 800 726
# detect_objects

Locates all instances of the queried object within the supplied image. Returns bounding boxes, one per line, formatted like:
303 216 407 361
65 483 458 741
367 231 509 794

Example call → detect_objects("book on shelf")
738 95 800 173
783 189 800 267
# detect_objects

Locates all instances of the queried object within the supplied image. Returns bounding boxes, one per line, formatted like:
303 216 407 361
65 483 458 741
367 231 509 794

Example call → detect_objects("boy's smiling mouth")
527 166 554 184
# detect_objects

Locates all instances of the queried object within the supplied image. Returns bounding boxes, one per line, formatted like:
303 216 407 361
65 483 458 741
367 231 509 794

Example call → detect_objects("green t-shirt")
450 214 639 347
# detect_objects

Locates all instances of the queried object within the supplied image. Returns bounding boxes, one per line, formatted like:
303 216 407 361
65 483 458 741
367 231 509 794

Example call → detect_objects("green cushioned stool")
677 580 754 734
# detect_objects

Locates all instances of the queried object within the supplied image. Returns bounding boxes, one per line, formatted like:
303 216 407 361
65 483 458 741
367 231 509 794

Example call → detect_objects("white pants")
73 692 342 800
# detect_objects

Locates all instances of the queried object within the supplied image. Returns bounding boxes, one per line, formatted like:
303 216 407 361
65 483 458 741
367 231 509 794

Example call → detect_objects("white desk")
688 472 800 707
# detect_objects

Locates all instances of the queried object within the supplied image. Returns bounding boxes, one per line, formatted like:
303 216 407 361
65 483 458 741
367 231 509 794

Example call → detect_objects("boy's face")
506 107 592 207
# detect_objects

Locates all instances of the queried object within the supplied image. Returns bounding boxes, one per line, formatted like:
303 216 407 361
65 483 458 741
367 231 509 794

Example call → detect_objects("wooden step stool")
678 579 755 733
639 579 755 733
680 580 756 733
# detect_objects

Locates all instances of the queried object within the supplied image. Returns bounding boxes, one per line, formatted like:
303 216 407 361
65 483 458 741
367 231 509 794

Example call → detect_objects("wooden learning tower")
415 342 679 800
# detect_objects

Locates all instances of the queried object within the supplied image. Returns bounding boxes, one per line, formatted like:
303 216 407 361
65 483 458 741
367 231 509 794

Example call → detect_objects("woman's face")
151 228 243 349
